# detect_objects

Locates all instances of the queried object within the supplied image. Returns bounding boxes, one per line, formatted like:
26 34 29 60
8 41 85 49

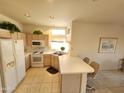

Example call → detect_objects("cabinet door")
0 29 11 38
39 35 49 46
25 54 31 71
25 55 29 71
43 54 51 66
51 55 59 70
26 34 32 47
32 35 39 40
11 32 18 40
44 35 49 46
17 32 23 40
22 33 26 47
39 35 45 40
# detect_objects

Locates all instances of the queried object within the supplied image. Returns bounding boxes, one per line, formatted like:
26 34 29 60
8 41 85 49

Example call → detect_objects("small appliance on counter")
53 51 65 56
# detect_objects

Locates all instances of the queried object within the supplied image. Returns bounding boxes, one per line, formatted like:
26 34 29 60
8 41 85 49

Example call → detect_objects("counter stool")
83 57 90 64
87 61 100 91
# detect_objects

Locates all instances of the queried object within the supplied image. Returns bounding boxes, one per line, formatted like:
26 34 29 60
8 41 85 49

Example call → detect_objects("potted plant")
60 46 65 52
0 21 21 33
33 30 43 35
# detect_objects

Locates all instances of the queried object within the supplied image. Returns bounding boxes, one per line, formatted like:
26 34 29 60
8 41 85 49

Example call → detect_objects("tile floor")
13 68 124 93
13 68 60 93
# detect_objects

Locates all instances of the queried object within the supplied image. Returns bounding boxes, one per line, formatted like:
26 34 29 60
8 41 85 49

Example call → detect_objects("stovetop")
32 47 46 55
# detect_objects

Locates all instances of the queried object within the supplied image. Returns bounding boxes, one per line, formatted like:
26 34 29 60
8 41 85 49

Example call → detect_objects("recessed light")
24 13 31 17
49 16 54 19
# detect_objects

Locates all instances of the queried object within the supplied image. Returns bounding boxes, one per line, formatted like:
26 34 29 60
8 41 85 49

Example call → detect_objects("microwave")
32 40 45 47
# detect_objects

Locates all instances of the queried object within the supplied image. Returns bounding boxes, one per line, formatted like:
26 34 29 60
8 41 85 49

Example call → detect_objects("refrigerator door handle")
7 61 15 68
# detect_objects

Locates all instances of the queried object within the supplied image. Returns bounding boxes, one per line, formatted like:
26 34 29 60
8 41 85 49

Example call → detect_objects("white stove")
31 47 45 67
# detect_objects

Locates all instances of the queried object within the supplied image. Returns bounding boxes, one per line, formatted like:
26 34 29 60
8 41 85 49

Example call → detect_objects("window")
50 29 69 52
50 41 69 52
51 29 66 35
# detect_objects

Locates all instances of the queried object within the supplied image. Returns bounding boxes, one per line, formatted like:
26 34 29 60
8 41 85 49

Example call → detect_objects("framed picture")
98 37 118 53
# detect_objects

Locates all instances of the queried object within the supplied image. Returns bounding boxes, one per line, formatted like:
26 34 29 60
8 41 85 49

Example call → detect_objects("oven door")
32 54 43 63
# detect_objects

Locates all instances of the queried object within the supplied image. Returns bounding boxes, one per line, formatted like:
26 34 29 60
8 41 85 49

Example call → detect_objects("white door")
0 39 17 93
13 40 25 83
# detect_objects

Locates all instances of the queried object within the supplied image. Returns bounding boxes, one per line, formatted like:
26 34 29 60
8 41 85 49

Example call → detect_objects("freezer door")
0 39 17 93
13 40 25 83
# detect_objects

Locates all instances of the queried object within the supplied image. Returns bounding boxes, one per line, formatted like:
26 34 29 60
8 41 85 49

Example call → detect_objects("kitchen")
0 0 124 93
0 27 93 93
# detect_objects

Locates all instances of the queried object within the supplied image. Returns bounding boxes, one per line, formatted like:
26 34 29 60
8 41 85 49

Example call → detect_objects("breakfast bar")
58 55 94 93
43 51 94 93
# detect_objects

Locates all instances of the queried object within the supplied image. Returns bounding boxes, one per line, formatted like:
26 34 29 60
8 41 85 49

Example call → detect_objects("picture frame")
98 37 118 53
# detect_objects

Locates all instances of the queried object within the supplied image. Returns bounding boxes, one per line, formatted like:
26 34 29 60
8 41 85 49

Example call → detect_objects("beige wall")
23 24 68 41
23 24 67 34
66 23 72 42
0 14 23 31
71 22 124 70
23 24 51 34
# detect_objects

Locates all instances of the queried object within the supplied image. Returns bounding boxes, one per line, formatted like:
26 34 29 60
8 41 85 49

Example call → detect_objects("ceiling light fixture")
24 13 31 18
49 16 54 20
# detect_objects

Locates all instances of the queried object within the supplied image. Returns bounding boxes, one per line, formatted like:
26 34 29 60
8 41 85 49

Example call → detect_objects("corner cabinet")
43 54 59 70
0 29 11 38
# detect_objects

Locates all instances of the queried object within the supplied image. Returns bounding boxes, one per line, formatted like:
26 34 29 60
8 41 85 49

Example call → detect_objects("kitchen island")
43 51 94 93
58 55 94 93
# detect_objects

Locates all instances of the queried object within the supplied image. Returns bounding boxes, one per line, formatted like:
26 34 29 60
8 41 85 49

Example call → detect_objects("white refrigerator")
0 39 17 93
0 39 25 93
13 40 26 84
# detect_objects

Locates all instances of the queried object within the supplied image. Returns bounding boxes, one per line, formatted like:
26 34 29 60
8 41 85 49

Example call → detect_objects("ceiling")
0 0 124 27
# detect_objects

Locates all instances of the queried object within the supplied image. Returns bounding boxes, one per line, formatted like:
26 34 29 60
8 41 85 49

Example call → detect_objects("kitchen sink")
53 51 65 56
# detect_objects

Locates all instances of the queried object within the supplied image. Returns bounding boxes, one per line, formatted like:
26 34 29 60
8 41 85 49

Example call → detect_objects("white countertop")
59 54 94 74
43 50 55 54
43 49 94 74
